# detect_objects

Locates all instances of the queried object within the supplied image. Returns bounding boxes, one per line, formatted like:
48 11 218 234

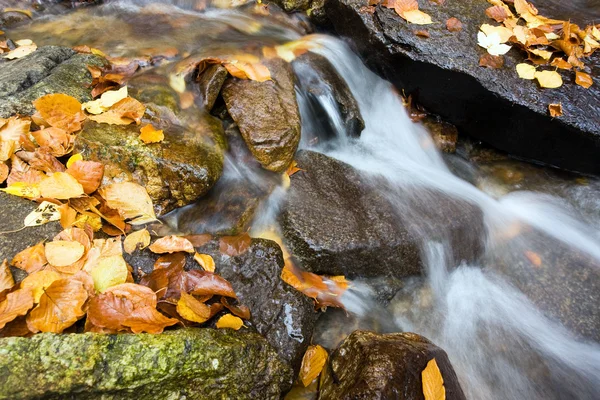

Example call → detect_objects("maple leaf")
0 288 34 329
215 313 244 330
33 94 86 133
26 279 88 333
66 160 104 194
299 345 328 387
149 236 195 254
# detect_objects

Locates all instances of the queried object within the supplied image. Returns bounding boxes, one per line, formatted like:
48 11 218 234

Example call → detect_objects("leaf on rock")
91 255 129 293
0 259 15 293
149 236 195 254
3 43 37 60
422 358 446 400
221 297 250 320
446 17 462 32
548 103 563 117
224 61 272 82
0 116 30 143
100 182 156 225
550 58 572 70
193 253 215 272
184 270 237 298
524 250 543 267
24 200 61 227
26 279 88 333
534 70 563 88
478 31 511 56
516 63 536 79
299 345 328 387
216 313 244 330
479 53 504 69
575 71 593 88
39 172 85 199
66 160 104 194
31 127 74 157
176 293 211 323
0 288 34 329
20 270 62 302
66 153 83 168
33 94 86 133
45 240 85 268
0 163 7 184
480 24 513 43
123 229 151 254
219 233 251 256
139 124 165 144
82 86 128 115
1 182 41 198
88 97 145 125
403 10 433 25
11 242 47 273
514 0 538 17
486 5 509 22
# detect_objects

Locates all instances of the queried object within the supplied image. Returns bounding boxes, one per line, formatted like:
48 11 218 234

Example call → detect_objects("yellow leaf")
82 86 128 115
91 255 128 293
24 201 61 227
123 228 151 254
403 9 433 25
73 211 103 232
216 313 244 330
534 70 563 88
2 44 37 59
1 182 40 198
529 48 552 60
516 63 536 80
194 253 215 272
100 182 157 225
45 241 85 268
176 293 211 323
422 358 446 400
299 345 328 387
66 153 83 168
20 270 62 303
139 124 164 144
39 172 85 199
169 74 186 93
3 8 33 18
548 103 563 118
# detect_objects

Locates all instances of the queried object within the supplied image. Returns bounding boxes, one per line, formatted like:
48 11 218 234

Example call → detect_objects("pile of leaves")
0 37 37 60
479 0 597 92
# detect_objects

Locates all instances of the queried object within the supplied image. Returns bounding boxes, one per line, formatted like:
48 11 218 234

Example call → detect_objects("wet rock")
268 0 326 23
325 0 600 174
0 328 292 400
198 64 228 111
280 150 484 279
319 330 466 400
422 116 458 154
293 52 364 140
0 46 104 118
222 58 300 172
126 238 318 373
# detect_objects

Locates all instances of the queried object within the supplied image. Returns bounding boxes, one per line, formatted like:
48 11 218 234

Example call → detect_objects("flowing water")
6 2 600 398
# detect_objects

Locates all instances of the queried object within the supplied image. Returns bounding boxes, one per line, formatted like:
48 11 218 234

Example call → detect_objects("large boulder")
0 46 104 118
280 150 483 279
0 328 291 400
325 0 600 175
319 330 466 400
126 238 318 372
222 58 301 172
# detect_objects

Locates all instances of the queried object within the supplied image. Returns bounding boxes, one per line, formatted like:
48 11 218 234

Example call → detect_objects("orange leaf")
33 93 86 133
525 250 543 267
88 97 146 125
45 240 85 268
422 358 446 400
0 259 15 293
223 61 271 82
176 292 211 323
221 296 251 320
485 6 509 22
219 233 251 256
20 269 62 302
31 127 74 157
11 242 47 273
0 288 34 329
548 103 563 117
479 54 504 69
215 313 244 330
0 162 8 184
39 172 85 199
26 279 88 333
184 270 237 298
299 345 328 387
149 235 195 254
139 124 164 144
66 160 104 194
446 17 462 32
59 203 78 229
193 253 215 272
575 71 593 89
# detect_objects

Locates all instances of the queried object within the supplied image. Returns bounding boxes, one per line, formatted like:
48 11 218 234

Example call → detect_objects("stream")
6 1 600 399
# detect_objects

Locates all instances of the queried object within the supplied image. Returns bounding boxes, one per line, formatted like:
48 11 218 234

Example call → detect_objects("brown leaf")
221 296 250 320
299 345 328 387
31 127 74 157
446 17 462 32
479 53 505 69
0 288 34 329
548 103 563 117
183 234 212 247
422 358 446 400
87 283 178 333
415 30 430 38
176 292 211 323
184 270 237 298
45 240 85 268
149 236 195 254
219 233 251 256
575 71 593 88
7 155 45 186
514 0 538 17
26 279 88 333
66 160 104 194
12 242 47 273
33 94 86 133
0 259 15 292
88 97 146 126
486 6 509 22
20 269 62 302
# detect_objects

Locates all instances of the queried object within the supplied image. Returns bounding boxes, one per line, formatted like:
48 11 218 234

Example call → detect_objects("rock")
422 116 458 154
126 238 318 372
293 52 364 141
0 328 292 400
319 330 466 400
324 0 600 174
198 64 228 111
268 0 327 23
280 150 483 279
0 46 104 118
222 58 301 172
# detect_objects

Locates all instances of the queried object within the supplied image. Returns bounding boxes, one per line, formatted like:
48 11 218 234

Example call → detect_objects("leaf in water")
91 254 128 293
422 358 446 400
45 240 85 268
193 253 215 272
575 71 593 89
26 279 88 333
66 160 104 194
11 242 47 273
0 259 14 292
216 313 244 330
534 70 563 88
299 345 328 387
516 63 536 79
123 228 151 254
100 182 156 225
219 233 251 256
33 94 86 133
149 235 195 254
20 270 62 302
3 8 32 18
39 172 85 199
24 201 61 227
548 103 563 117
176 292 211 323
446 17 462 32
0 288 34 329
139 124 165 144
524 250 543 267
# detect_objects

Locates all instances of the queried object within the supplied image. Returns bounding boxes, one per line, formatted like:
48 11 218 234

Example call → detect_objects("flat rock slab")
326 0 600 174
280 150 483 279
319 330 466 400
0 328 291 400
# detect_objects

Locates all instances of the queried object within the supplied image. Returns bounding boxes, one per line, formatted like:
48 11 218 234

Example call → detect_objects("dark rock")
126 238 318 373
293 52 364 141
198 64 228 111
0 328 292 400
268 0 326 23
0 46 104 118
222 58 300 172
319 330 466 400
325 0 600 174
422 116 458 154
280 150 484 279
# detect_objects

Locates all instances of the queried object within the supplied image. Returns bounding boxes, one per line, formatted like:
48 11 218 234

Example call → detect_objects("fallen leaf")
548 103 563 117
524 250 543 267
0 259 14 292
415 30 430 38
299 345 328 387
422 358 446 400
24 201 61 227
33 94 86 133
514 0 538 17
66 160 104 194
66 153 83 168
45 240 85 268
534 70 563 88
20 270 62 302
91 254 128 292
26 279 88 333
516 63 536 79
575 71 593 88
3 8 32 18
31 127 74 157
0 163 7 184
139 124 164 144
221 297 251 320
193 253 215 272
1 182 40 198
550 58 573 70
100 182 156 225
216 313 244 330
3 43 37 59
82 86 128 114
224 61 272 82
479 53 504 69
486 5 509 22
39 172 85 199
478 31 512 56
219 233 251 256
88 97 146 125
0 116 30 143
59 203 78 229
123 229 151 254
176 292 211 323
446 17 462 32
0 288 34 329
529 48 553 60
11 242 47 273
149 236 195 254
184 270 237 298
480 24 513 43
403 9 433 25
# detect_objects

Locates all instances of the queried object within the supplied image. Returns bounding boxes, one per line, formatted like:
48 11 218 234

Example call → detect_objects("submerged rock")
222 58 301 172
325 0 600 174
319 330 466 400
280 150 483 279
0 328 291 400
0 46 103 118
198 64 229 111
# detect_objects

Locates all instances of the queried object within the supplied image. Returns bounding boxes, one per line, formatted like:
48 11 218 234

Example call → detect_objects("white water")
302 36 600 400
